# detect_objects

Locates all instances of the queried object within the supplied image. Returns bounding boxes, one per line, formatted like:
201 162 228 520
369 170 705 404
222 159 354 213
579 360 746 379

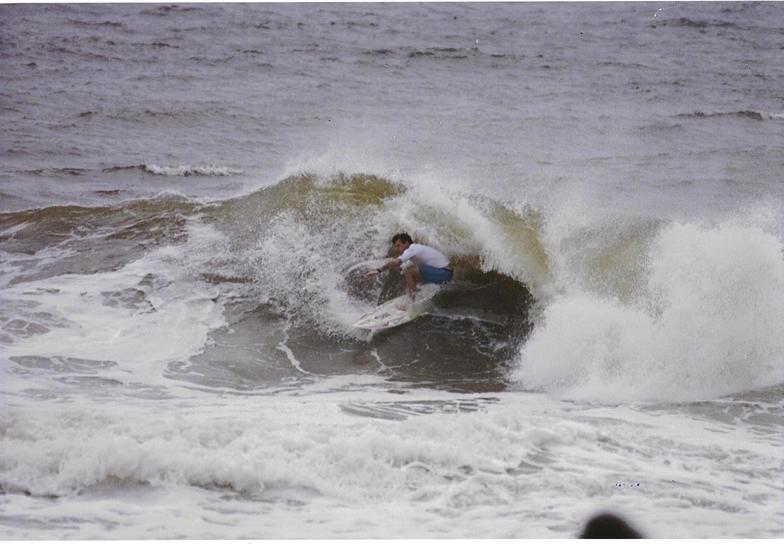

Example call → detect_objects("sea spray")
514 220 784 402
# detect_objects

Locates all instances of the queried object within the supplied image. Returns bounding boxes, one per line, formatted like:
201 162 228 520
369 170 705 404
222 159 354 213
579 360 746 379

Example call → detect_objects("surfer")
366 232 452 308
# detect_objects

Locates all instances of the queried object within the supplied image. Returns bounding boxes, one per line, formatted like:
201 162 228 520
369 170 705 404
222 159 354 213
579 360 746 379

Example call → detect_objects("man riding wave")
366 232 453 309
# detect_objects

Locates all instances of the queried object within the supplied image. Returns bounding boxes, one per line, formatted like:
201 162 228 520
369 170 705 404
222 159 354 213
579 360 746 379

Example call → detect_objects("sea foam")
1 389 779 538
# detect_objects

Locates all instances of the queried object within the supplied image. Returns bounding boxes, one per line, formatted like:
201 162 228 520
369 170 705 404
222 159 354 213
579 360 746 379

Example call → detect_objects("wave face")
201 172 545 390
514 219 784 402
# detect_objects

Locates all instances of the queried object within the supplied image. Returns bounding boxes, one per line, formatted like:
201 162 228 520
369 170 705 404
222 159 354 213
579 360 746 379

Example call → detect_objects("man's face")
393 240 410 255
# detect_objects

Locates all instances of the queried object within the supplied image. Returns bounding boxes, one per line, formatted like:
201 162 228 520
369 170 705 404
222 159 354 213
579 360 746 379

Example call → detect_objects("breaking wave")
513 218 784 402
3 170 783 402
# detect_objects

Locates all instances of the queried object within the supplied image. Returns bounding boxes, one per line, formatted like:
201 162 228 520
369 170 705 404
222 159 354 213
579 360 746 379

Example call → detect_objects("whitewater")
1 3 783 539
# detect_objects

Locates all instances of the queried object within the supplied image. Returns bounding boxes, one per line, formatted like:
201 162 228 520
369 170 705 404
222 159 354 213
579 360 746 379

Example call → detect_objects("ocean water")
1 2 783 539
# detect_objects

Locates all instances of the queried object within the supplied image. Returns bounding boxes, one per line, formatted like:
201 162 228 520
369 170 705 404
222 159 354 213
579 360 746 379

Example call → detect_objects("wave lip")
143 164 243 177
101 164 243 177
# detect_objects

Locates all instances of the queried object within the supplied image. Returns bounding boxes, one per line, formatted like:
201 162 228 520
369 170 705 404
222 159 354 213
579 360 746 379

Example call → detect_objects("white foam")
2 221 228 388
1 392 780 538
514 220 784 401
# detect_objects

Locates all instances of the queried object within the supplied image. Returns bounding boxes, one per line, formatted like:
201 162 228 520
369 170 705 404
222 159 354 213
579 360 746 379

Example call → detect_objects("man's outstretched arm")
366 258 401 277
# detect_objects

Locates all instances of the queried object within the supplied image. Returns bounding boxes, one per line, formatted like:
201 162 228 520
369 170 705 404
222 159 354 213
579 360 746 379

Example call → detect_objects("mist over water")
1 3 783 539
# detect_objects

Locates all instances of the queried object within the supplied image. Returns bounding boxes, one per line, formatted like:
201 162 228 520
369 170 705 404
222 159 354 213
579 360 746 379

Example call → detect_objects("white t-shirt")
399 244 450 269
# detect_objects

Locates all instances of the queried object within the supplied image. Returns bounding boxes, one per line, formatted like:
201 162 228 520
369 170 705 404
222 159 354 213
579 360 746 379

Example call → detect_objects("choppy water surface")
1 3 783 538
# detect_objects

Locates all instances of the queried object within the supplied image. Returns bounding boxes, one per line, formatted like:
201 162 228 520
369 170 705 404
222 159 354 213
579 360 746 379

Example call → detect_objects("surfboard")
353 295 421 331
353 285 440 332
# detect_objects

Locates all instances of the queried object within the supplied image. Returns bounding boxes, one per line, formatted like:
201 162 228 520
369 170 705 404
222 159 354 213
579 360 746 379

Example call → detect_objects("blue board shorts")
418 264 453 284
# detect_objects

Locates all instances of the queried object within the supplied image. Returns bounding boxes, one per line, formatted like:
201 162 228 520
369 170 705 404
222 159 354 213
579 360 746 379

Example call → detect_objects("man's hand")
366 258 399 278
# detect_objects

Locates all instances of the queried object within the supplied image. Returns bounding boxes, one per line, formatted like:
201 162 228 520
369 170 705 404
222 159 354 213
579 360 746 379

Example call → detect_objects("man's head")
392 232 413 254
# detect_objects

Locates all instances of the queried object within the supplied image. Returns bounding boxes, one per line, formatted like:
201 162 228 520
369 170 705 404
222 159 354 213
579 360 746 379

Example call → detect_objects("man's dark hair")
392 232 413 245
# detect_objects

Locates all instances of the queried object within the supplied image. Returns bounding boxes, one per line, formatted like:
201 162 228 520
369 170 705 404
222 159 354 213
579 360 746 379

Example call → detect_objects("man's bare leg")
398 266 421 309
